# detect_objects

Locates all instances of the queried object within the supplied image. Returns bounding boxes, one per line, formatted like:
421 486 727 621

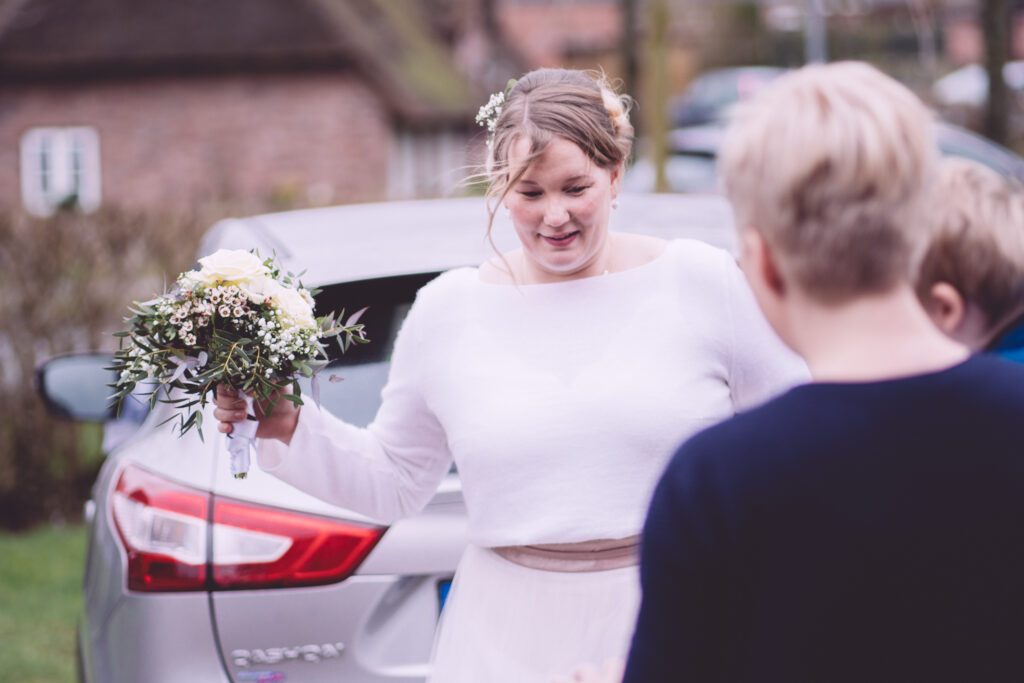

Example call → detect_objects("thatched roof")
0 0 476 125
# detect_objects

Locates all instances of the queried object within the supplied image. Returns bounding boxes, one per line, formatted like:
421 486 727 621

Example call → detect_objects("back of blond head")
719 61 938 303
917 157 1024 326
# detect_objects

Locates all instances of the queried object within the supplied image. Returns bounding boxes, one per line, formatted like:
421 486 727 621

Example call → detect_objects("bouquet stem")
227 393 257 479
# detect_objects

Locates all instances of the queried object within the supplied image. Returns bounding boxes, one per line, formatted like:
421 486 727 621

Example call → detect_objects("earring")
611 198 619 210
504 205 511 218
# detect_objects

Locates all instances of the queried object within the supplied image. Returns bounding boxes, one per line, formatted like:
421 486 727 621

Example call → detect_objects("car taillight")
112 465 385 592
112 465 210 592
211 497 384 590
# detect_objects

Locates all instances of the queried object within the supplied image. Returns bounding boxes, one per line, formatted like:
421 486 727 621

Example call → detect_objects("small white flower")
476 90 505 134
219 305 232 317
233 306 244 318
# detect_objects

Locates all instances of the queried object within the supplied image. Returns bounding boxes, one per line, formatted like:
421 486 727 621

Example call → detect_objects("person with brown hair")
916 157 1024 351
214 68 806 682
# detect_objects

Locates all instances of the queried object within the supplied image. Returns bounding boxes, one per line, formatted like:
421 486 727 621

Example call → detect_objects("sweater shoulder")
667 238 736 275
662 238 738 299
404 266 477 330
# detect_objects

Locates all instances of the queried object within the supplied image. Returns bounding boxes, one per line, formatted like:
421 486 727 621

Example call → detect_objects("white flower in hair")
476 90 505 133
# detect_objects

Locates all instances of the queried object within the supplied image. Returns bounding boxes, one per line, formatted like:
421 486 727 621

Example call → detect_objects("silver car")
37 193 736 683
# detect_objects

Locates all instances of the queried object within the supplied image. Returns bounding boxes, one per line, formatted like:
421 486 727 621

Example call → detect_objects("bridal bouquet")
110 249 368 478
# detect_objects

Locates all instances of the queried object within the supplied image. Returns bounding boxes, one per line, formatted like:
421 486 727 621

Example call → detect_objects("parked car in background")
632 65 1024 194
932 61 1024 109
625 119 1024 194
37 193 738 683
669 66 787 128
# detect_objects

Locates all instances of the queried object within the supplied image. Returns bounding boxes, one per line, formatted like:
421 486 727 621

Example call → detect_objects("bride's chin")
539 255 596 277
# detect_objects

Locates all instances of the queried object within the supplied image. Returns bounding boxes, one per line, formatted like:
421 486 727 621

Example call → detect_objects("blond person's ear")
739 229 786 297
926 282 967 335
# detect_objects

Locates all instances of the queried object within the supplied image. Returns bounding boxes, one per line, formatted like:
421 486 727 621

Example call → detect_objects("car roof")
199 193 738 287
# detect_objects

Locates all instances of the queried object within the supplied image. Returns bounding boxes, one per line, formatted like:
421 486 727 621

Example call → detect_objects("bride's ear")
609 163 623 194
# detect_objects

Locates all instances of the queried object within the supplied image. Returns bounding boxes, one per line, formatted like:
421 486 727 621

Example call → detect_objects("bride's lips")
541 231 580 248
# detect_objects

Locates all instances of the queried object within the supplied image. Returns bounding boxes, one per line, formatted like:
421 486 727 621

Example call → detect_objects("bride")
214 67 806 682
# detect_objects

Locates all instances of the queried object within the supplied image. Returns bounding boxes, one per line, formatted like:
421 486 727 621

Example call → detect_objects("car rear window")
299 272 439 427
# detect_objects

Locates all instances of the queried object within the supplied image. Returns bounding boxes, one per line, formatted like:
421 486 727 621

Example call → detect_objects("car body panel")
199 195 738 287
68 193 739 683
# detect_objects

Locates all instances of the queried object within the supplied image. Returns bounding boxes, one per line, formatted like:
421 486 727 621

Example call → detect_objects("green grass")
0 525 85 683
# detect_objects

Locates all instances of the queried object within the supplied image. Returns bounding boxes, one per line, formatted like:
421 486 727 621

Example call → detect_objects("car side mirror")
36 353 117 422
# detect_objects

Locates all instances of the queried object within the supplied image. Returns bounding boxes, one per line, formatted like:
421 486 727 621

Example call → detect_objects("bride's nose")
543 198 570 228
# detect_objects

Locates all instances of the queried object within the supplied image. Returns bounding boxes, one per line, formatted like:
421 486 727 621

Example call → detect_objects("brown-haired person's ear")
927 282 967 335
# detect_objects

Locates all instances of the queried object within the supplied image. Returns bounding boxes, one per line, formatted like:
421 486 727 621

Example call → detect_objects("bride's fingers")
213 407 247 423
213 394 246 410
216 383 238 399
573 664 600 681
218 421 233 435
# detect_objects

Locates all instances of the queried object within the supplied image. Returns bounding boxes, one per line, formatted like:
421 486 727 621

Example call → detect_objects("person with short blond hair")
916 157 1024 350
615 61 1024 683
719 61 938 304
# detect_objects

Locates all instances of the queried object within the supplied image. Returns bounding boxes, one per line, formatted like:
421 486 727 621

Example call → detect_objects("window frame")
20 126 102 216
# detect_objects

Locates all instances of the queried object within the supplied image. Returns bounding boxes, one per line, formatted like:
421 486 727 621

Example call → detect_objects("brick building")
0 0 486 216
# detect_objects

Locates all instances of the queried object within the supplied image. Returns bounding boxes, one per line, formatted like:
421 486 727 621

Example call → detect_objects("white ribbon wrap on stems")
227 393 257 479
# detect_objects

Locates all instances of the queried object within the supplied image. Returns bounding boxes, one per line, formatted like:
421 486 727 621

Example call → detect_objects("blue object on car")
987 312 1024 364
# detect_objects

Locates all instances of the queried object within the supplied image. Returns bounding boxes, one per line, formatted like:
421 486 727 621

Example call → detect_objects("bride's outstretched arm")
213 290 453 524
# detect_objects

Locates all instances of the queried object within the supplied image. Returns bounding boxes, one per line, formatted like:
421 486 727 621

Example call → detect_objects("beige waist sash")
492 535 640 573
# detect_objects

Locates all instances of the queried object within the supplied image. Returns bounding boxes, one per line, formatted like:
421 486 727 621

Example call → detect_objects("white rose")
273 286 317 330
244 275 283 305
193 249 267 286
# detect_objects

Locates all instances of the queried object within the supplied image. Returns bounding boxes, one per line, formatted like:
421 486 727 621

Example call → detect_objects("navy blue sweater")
625 355 1024 683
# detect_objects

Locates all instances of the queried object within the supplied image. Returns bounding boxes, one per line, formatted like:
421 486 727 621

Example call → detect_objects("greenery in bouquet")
110 249 368 438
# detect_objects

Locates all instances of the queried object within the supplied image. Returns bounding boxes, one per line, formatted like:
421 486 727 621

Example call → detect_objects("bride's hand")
213 383 301 444
551 659 625 683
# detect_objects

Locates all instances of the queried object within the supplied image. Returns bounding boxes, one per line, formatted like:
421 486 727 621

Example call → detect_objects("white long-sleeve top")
257 239 808 547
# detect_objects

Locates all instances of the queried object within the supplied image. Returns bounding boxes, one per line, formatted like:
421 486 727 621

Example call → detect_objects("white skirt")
428 544 641 683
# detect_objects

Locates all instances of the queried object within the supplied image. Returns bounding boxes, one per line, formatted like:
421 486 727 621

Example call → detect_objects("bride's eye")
517 190 542 199
566 185 590 195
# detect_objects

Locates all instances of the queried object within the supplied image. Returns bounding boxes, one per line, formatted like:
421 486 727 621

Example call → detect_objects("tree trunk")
620 0 640 143
646 0 670 192
982 0 1012 144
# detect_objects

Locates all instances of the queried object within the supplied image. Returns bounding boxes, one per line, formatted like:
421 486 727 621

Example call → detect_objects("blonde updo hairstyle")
483 68 634 240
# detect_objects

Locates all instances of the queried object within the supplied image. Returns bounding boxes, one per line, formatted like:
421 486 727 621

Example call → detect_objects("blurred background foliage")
0 207 209 529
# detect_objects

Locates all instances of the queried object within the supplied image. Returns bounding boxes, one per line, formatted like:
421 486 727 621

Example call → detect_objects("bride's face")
504 136 620 281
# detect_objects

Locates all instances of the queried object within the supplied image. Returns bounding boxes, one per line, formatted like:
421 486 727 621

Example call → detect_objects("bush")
0 207 209 530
